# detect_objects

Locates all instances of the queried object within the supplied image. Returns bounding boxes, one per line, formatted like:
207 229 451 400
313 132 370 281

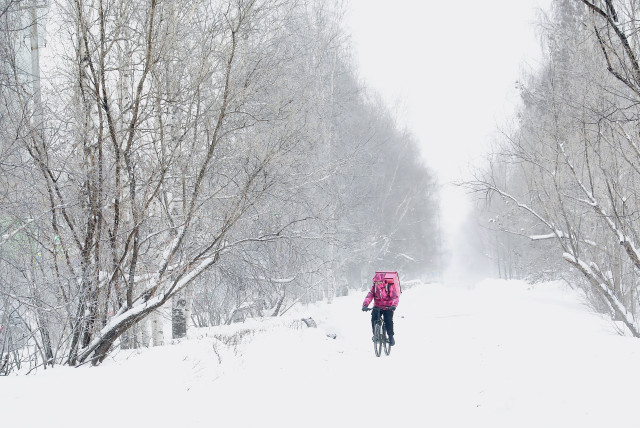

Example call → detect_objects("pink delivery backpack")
374 271 401 297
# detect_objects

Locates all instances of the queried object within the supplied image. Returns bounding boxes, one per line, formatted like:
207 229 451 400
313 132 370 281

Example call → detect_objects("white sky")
345 0 552 276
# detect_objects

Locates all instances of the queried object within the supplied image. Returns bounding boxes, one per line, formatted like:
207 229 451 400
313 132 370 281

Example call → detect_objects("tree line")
0 0 440 373
471 0 640 336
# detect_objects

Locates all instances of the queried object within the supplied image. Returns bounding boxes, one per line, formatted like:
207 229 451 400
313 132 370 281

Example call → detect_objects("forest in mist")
0 0 440 373
471 0 640 338
9 0 640 377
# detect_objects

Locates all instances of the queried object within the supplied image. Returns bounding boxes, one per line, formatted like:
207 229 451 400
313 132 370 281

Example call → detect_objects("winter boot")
389 334 395 346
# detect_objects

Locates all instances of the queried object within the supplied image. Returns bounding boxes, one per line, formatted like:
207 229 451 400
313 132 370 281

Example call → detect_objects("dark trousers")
371 308 394 336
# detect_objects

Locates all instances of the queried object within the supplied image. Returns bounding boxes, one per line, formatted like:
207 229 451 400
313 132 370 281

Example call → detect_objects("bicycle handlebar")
363 307 393 312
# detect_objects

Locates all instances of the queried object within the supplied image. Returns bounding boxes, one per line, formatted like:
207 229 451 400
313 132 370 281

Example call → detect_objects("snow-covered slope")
3 279 640 427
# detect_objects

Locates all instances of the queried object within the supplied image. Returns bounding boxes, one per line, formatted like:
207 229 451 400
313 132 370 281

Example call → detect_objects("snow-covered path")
3 280 640 427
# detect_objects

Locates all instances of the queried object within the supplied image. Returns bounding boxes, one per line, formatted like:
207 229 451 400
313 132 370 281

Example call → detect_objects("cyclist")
361 272 399 345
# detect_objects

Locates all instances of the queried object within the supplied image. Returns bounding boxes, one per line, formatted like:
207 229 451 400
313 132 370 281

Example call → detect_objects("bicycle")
364 307 391 357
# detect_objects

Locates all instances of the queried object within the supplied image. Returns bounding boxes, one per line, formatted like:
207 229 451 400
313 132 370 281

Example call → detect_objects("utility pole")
30 1 41 119
26 0 53 366
24 0 47 133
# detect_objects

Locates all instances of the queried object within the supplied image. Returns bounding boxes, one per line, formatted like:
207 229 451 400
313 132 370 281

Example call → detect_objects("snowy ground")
3 279 640 428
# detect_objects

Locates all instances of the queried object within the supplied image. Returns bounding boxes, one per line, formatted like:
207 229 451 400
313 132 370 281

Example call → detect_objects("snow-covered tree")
470 0 640 337
0 0 442 371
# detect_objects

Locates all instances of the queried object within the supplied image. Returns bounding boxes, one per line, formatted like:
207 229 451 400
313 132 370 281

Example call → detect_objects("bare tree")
12 0 349 365
468 0 640 336
0 0 442 371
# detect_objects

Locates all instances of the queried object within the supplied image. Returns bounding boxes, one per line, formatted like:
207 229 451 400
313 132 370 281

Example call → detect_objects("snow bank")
2 279 640 428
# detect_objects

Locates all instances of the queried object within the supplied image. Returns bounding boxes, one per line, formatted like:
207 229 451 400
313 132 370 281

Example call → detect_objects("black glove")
391 306 397 311
362 306 368 311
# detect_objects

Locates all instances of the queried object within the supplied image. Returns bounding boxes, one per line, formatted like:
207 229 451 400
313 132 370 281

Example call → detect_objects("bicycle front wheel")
382 325 391 356
373 322 383 357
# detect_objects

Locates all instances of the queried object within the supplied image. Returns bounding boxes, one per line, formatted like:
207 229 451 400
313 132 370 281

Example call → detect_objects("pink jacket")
363 273 399 309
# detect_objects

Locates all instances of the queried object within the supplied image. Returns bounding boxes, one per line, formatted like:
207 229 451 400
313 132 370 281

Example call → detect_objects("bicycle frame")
367 307 391 356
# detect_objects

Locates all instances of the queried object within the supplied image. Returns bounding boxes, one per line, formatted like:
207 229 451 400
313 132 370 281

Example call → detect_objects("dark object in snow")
326 333 337 339
301 317 317 328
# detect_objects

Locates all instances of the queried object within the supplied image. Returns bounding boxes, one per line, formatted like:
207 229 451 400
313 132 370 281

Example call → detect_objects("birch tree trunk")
151 310 164 347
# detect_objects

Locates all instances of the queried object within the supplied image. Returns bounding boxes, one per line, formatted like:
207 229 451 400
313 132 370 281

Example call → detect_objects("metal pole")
30 1 42 126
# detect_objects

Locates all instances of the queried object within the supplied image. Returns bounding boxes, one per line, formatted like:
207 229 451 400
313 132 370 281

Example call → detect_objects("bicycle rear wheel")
373 322 383 357
382 325 391 356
